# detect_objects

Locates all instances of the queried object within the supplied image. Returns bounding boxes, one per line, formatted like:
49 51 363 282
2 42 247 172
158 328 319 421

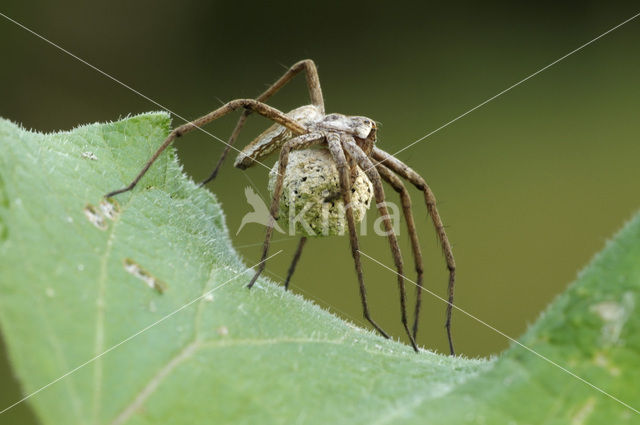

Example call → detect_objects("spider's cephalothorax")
233 106 377 169
315 112 377 153
106 60 456 355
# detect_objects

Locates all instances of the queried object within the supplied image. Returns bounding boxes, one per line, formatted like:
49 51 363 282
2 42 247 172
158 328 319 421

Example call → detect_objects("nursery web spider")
106 60 456 354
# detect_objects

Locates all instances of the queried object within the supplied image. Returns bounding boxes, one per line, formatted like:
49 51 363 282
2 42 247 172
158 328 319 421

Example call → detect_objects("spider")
106 60 456 354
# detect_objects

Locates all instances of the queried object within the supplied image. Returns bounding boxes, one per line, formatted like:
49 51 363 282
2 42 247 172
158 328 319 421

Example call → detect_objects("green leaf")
0 113 638 425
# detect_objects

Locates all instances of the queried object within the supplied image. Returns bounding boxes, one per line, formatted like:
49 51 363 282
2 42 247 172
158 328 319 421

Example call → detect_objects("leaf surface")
0 114 638 425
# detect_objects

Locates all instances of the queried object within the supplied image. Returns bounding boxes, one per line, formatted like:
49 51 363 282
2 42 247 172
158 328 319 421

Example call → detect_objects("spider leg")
374 163 425 342
372 147 456 355
325 133 389 340
247 132 324 289
284 236 307 290
342 136 419 352
105 99 305 199
200 59 324 185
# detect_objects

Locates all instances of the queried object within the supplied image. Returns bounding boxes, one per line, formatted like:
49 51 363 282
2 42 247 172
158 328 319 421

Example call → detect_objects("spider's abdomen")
268 148 373 236
234 104 323 169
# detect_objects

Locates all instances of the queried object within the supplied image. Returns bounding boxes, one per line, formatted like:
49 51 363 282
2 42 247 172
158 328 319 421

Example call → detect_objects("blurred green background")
1 1 639 422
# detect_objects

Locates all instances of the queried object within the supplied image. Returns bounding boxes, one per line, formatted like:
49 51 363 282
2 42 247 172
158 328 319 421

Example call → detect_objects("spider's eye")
362 119 375 129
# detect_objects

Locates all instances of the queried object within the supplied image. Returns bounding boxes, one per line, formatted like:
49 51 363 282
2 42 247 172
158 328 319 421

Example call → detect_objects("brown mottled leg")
200 59 325 185
105 99 305 199
284 237 307 290
326 133 389 339
372 147 456 355
375 163 426 342
247 133 324 289
343 137 418 352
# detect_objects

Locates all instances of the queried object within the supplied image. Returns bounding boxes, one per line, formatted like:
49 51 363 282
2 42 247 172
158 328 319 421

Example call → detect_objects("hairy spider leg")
198 60 325 293
325 133 390 340
200 59 325 186
247 132 325 289
104 99 305 199
342 136 419 352
284 237 307 290
375 163 425 341
372 147 456 355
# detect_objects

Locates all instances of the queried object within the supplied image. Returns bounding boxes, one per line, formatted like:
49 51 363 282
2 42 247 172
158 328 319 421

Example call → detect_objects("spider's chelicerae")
106 60 456 354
